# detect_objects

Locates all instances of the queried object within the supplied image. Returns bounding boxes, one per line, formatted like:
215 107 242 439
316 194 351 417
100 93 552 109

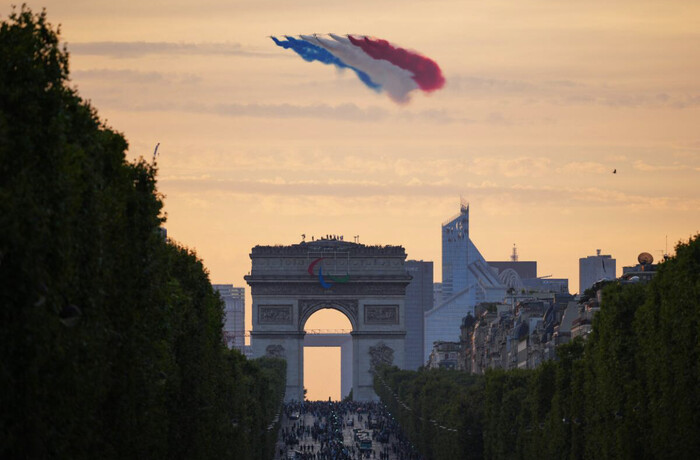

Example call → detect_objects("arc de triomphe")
245 239 410 401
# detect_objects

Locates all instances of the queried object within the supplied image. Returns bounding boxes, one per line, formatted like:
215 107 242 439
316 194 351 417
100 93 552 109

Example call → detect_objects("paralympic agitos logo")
307 258 350 289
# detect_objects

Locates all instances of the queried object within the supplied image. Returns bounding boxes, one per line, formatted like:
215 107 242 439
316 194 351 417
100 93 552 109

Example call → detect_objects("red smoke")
348 35 445 92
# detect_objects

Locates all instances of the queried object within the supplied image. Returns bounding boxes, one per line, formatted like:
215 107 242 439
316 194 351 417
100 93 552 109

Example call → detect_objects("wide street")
273 401 423 460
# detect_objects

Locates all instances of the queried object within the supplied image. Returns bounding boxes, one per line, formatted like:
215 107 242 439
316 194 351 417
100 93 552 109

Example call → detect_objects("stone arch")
298 299 359 332
246 241 410 401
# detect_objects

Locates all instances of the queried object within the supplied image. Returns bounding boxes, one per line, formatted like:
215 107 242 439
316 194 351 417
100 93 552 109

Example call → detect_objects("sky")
7 1 700 400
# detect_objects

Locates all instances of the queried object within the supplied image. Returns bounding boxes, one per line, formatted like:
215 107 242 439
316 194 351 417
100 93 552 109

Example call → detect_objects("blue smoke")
271 36 381 91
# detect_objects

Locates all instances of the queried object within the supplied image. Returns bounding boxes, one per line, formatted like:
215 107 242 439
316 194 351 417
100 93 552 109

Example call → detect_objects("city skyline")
5 4 700 456
6 1 698 400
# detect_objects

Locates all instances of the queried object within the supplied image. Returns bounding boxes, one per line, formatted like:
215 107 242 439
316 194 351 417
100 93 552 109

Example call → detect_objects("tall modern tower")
212 285 245 352
424 203 506 362
441 202 470 299
579 250 616 294
404 260 434 370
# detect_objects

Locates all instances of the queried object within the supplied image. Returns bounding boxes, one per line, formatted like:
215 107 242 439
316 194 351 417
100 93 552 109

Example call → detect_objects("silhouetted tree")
0 7 285 459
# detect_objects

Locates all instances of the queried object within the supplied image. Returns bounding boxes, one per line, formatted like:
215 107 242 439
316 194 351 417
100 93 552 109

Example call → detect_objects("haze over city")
6 0 699 400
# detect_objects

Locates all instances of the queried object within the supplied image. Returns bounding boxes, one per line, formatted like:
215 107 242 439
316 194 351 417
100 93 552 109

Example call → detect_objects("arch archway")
303 309 353 400
245 240 411 401
300 301 358 332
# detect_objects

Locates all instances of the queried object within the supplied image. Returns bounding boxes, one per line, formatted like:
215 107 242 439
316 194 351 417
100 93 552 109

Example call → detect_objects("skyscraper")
423 203 506 362
404 260 434 370
441 202 470 299
579 250 616 294
212 285 245 351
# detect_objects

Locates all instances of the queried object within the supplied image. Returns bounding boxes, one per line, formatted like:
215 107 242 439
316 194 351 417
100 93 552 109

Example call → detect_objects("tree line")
376 234 699 459
0 7 285 459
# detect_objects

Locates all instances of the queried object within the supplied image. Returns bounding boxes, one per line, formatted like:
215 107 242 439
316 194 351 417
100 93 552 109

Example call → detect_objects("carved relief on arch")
298 299 358 329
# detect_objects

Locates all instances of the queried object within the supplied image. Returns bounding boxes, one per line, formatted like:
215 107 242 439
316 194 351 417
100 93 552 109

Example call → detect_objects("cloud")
449 75 538 93
591 92 700 109
68 41 277 58
681 140 700 151
450 73 700 109
204 102 460 123
157 176 700 212
470 157 551 178
633 160 695 172
72 69 201 85
558 161 608 174
210 102 390 121
105 98 463 123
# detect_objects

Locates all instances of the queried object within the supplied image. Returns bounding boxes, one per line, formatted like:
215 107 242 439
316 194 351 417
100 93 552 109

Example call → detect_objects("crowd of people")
276 400 424 460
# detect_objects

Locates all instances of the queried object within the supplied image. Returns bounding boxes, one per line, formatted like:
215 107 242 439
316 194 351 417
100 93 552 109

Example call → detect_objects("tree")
635 235 700 459
0 7 286 459
373 236 699 460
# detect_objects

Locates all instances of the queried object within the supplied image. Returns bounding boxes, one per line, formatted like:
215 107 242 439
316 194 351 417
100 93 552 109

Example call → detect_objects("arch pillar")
250 330 306 401
352 330 407 401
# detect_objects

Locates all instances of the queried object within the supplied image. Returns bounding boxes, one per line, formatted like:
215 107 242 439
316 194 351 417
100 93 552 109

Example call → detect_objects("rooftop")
250 238 406 256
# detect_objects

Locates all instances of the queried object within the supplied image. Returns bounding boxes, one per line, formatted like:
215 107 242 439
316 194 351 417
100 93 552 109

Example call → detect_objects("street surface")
273 401 423 460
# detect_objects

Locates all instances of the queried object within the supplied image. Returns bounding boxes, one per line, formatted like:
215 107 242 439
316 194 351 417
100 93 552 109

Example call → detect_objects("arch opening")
299 301 358 332
303 307 353 332
303 309 353 401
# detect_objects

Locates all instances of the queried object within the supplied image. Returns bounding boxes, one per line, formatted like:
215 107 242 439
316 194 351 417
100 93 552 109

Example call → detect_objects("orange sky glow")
7 1 699 400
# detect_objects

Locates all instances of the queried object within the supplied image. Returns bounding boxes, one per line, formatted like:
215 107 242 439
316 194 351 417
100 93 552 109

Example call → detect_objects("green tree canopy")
1 7 285 459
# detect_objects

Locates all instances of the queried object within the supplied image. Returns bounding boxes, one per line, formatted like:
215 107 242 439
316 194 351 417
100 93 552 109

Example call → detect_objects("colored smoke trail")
347 35 445 92
271 34 445 103
271 36 380 91
313 34 418 104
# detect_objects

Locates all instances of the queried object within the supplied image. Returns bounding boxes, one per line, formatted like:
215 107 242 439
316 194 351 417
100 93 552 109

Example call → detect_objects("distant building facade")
487 261 537 280
441 203 471 300
579 249 616 294
427 341 462 369
432 253 657 375
522 277 569 294
212 285 245 352
433 282 443 308
404 260 434 370
446 294 573 374
424 204 507 362
489 254 570 295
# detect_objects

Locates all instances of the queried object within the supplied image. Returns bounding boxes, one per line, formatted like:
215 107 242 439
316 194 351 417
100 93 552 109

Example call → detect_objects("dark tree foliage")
635 234 700 459
374 366 485 460
376 236 699 460
0 7 285 459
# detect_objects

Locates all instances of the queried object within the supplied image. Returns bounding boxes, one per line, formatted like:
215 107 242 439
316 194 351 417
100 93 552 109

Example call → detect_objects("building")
244 237 410 401
454 251 658 374
404 260 434 370
440 202 471 300
459 297 565 374
551 301 579 346
427 341 462 369
490 246 569 295
212 285 245 352
433 282 443 307
622 251 660 283
579 249 616 294
423 203 507 362
489 261 537 279
522 277 569 294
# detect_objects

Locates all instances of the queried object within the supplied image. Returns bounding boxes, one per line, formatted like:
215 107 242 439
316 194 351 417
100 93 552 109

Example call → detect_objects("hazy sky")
8 1 699 399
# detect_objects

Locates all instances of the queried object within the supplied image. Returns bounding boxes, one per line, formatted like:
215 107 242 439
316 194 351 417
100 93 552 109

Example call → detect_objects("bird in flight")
613 169 617 174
